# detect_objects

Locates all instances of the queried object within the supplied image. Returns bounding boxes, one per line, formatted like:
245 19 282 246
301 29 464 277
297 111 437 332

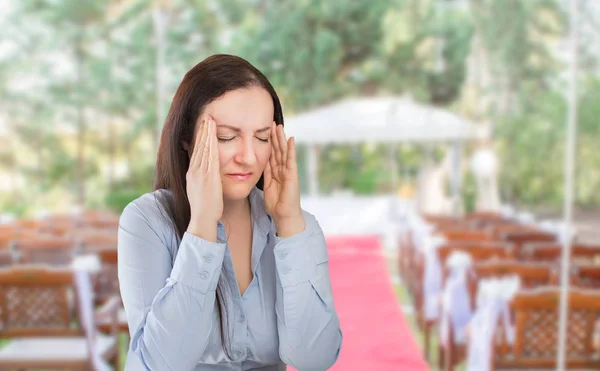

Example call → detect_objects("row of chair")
399 211 600 370
0 210 124 369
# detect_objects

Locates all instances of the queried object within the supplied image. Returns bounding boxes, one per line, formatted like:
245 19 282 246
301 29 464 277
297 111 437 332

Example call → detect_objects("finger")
196 117 209 169
263 159 272 187
189 119 205 169
202 118 214 173
277 124 288 168
286 136 297 170
209 119 219 172
269 143 277 171
271 122 282 165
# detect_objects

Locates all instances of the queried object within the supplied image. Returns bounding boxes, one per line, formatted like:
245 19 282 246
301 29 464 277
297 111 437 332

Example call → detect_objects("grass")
389 255 466 371
119 333 128 370
387 255 437 370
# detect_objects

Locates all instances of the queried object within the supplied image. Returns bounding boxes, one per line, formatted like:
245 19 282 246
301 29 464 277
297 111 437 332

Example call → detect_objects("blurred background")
2 0 598 217
0 0 599 370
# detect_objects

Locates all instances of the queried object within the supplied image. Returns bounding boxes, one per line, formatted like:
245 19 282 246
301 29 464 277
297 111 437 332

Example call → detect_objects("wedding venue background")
0 0 599 370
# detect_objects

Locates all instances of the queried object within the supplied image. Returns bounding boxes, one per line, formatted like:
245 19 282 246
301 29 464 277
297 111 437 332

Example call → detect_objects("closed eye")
257 137 269 143
217 137 234 142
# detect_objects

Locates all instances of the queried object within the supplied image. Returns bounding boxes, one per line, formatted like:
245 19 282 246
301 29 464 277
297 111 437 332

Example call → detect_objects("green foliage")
461 170 477 213
1 0 598 211
0 193 29 218
496 89 567 206
105 188 146 213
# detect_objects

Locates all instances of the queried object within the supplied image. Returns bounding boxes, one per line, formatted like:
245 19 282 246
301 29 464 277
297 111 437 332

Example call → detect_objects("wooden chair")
11 237 77 265
0 230 13 250
464 211 505 228
93 249 120 305
0 250 12 268
83 219 119 231
571 265 600 289
491 288 600 370
419 243 515 362
465 211 502 220
440 229 491 242
81 210 119 222
73 230 118 255
0 227 50 250
39 214 80 236
522 242 600 264
397 230 413 294
401 230 430 303
487 223 537 238
437 243 515 269
0 266 120 369
43 214 78 223
422 214 461 225
8 219 44 231
94 249 130 337
41 223 79 238
499 230 557 257
471 261 556 288
441 261 555 371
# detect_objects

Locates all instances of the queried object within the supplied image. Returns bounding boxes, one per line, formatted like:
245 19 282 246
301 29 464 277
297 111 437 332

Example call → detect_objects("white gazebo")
284 96 489 202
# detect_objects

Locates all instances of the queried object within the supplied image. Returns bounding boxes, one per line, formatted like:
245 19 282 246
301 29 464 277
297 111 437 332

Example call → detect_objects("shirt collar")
249 186 272 236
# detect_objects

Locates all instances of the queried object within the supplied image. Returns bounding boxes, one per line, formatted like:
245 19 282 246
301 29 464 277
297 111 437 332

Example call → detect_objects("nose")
233 138 257 167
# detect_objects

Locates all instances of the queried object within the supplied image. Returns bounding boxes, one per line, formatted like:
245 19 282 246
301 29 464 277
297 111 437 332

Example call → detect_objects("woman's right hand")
186 116 223 242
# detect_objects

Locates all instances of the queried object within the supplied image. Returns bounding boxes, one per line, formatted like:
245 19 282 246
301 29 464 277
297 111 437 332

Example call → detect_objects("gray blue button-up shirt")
118 187 342 370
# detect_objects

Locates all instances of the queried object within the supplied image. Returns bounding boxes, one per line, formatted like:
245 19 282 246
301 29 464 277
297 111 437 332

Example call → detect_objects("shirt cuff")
273 226 316 288
170 232 226 293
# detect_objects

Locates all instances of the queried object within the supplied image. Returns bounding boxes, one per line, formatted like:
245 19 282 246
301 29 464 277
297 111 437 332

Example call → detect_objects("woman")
118 54 342 370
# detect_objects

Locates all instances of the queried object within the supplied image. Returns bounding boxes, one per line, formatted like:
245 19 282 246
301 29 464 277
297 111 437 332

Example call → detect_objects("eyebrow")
217 124 271 134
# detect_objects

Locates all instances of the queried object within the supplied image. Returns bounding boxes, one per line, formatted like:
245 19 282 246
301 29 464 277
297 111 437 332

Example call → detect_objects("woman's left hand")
264 122 305 237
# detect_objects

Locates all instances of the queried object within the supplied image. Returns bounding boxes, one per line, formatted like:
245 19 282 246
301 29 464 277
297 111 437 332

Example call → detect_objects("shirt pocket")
309 230 329 269
309 267 334 308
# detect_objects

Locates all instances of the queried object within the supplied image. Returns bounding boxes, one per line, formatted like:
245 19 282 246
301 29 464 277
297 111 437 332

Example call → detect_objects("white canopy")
284 96 488 144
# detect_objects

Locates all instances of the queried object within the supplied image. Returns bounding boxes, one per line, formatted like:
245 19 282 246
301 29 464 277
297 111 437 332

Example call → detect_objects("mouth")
226 172 253 181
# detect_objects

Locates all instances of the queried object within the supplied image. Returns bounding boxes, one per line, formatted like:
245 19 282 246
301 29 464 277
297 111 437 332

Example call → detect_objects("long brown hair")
153 54 284 358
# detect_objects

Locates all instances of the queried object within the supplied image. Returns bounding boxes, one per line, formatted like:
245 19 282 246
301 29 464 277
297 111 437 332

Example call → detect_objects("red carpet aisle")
290 235 429 371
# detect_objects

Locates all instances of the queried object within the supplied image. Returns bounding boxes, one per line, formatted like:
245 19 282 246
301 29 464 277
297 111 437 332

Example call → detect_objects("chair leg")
444 320 454 371
112 352 120 370
444 344 453 371
424 322 431 362
438 343 445 371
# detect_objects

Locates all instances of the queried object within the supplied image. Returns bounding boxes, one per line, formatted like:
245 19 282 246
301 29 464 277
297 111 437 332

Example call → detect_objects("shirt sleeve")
273 209 343 370
118 199 226 371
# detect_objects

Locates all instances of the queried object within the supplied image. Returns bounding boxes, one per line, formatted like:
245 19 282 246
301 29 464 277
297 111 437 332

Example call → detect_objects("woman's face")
196 86 274 202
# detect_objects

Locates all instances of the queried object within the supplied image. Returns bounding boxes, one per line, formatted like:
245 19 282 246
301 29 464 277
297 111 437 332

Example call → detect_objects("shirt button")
199 270 209 280
283 266 291 275
279 251 288 259
238 314 245 323
203 254 213 263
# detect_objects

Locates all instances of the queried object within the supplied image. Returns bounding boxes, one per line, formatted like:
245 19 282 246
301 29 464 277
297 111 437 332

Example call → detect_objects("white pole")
556 0 578 369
